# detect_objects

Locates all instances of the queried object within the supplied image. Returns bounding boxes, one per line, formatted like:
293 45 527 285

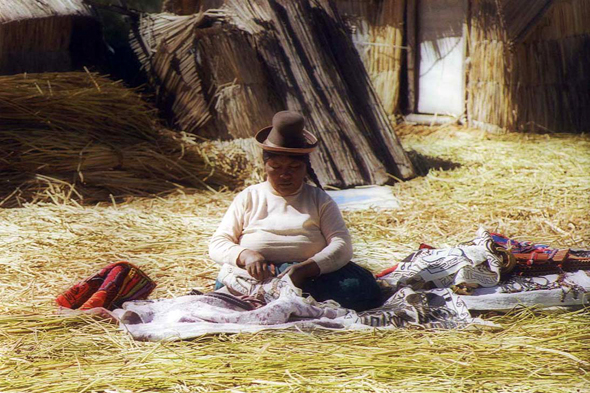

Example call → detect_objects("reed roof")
0 0 91 24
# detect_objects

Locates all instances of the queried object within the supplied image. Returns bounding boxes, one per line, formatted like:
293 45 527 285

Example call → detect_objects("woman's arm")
279 258 320 287
308 196 353 274
208 194 248 266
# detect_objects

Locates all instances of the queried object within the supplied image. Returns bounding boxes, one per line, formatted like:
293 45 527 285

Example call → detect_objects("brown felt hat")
255 111 318 154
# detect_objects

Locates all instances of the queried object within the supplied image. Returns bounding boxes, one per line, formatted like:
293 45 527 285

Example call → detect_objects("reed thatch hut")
339 0 589 133
467 0 590 133
129 0 416 188
157 0 589 133
160 0 406 117
0 0 102 74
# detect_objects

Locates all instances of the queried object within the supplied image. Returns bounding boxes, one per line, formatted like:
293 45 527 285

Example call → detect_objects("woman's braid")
304 156 323 190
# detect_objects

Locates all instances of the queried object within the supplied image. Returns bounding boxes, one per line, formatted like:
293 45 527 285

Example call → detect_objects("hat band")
262 139 284 148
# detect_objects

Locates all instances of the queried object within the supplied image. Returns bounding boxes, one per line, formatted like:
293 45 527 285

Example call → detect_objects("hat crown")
267 111 307 148
254 111 318 154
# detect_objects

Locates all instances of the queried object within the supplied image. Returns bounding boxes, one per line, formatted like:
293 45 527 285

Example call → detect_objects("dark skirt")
215 262 383 312
277 261 382 312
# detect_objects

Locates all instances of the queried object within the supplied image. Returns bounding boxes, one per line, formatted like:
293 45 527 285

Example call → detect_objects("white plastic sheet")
326 186 399 211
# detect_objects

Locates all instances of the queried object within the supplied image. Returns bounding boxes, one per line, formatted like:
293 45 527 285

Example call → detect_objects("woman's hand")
278 259 320 288
237 249 275 281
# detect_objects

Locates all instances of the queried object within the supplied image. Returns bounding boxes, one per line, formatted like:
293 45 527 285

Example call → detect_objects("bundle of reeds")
131 12 277 140
133 13 216 136
0 72 256 207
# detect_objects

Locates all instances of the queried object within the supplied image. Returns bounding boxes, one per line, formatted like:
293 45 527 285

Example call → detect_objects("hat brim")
254 126 318 154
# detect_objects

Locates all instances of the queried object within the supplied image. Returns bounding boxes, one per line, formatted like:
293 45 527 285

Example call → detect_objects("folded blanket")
56 261 156 310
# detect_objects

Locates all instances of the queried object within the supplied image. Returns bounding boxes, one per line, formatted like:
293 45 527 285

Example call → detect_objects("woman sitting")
209 111 381 311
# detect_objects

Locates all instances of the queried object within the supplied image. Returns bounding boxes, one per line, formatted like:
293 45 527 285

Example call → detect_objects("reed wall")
468 0 590 133
335 0 405 115
0 17 75 74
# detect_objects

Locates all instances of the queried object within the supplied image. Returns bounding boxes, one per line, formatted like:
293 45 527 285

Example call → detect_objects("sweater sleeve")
309 195 353 274
208 192 248 266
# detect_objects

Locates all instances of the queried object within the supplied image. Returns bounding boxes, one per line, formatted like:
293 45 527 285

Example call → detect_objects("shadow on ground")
406 150 461 177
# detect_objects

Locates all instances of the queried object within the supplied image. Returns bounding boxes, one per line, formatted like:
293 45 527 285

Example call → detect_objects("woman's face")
265 155 307 196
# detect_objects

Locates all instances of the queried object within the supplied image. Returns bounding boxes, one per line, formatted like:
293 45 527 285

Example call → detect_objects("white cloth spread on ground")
208 181 352 274
458 270 590 311
326 186 400 211
114 277 485 341
114 228 588 341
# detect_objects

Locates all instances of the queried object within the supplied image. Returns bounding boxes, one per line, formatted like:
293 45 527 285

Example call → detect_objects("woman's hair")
262 151 323 190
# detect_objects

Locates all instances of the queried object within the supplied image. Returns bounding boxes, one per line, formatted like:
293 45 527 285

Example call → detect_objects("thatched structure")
130 1 416 188
160 0 406 116
404 0 589 133
312 0 590 133
331 0 405 115
467 0 590 133
0 0 102 74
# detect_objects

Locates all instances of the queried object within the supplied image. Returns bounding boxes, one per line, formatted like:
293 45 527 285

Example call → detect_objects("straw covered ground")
1 125 589 392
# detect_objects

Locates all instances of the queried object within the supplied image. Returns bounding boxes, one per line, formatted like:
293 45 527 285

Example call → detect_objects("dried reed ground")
1 126 589 392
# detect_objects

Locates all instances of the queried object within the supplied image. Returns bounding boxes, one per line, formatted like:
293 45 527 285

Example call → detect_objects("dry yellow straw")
1 124 588 392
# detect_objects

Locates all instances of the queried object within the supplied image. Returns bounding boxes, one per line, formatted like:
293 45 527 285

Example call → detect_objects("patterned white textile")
114 287 349 341
113 274 488 341
458 270 590 311
111 228 589 341
379 227 503 289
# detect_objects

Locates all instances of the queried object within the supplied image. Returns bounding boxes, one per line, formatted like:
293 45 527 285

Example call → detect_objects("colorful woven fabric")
491 233 553 254
491 233 590 275
56 261 156 310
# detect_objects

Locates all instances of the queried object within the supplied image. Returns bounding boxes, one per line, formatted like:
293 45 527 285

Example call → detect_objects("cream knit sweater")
209 181 353 274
